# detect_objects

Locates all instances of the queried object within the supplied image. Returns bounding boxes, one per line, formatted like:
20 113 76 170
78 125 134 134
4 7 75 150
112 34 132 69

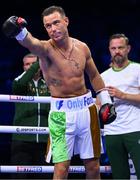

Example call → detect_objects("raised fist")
2 16 27 39
99 103 117 125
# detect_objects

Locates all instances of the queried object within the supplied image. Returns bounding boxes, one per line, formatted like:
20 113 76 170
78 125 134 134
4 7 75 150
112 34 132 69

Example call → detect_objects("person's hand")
107 86 125 99
2 16 28 40
99 103 117 124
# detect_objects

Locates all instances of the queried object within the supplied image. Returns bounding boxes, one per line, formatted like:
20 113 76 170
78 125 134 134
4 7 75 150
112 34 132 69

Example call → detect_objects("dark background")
0 0 140 179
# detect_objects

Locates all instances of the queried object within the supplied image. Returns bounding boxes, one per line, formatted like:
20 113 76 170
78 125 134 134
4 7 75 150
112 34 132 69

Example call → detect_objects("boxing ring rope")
0 94 111 174
0 126 49 134
0 165 111 173
0 94 51 103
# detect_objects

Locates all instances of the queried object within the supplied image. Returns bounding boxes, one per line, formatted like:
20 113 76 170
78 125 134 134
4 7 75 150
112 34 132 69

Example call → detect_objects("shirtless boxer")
2 5 116 179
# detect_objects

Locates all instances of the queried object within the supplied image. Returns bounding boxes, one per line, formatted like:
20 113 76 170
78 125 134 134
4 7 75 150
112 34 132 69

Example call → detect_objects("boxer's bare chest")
48 40 86 75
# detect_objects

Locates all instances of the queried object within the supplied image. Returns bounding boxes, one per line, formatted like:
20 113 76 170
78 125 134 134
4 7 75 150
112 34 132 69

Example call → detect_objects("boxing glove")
2 16 28 40
96 89 116 124
99 103 116 124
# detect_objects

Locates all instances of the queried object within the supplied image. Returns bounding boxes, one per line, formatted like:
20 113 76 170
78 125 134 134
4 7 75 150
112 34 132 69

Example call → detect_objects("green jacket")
12 61 50 143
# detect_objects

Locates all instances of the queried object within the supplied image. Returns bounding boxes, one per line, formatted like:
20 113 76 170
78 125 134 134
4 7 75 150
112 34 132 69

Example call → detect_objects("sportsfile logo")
56 96 93 110
17 166 42 173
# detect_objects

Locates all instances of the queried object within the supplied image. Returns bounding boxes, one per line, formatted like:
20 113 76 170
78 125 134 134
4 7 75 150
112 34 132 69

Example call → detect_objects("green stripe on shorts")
49 111 68 163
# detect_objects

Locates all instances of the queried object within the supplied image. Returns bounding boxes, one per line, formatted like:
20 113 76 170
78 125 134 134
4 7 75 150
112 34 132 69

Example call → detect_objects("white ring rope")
0 126 49 134
0 94 51 103
0 94 96 104
0 126 104 137
0 165 111 173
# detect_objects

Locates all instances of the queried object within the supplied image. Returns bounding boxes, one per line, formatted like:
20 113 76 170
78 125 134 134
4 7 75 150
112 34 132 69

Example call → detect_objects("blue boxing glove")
2 16 28 41
97 90 117 125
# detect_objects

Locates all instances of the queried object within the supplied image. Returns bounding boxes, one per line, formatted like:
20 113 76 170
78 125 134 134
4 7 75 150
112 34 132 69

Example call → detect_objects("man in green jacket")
11 53 50 179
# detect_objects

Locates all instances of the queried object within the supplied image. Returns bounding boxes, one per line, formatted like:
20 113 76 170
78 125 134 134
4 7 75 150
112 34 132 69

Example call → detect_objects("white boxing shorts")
46 91 101 163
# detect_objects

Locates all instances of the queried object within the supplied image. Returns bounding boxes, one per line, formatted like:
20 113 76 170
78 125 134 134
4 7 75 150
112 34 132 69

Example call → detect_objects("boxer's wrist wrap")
96 90 112 105
16 27 28 41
